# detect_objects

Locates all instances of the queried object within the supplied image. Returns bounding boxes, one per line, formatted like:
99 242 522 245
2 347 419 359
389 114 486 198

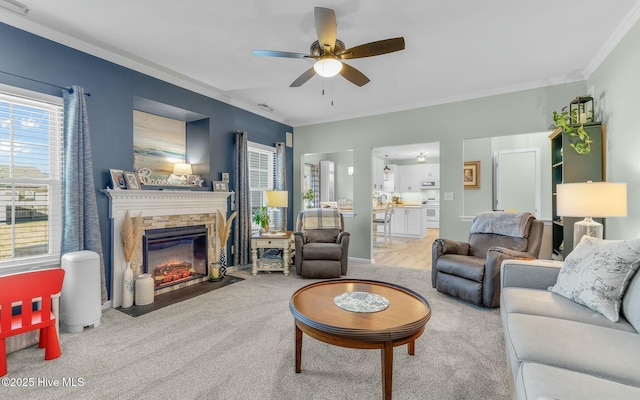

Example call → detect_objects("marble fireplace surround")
104 189 230 308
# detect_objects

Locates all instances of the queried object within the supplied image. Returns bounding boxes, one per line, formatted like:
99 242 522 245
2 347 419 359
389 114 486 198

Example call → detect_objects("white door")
494 148 540 218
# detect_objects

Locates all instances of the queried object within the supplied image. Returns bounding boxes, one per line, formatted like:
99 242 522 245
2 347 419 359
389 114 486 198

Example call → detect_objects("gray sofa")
500 259 640 400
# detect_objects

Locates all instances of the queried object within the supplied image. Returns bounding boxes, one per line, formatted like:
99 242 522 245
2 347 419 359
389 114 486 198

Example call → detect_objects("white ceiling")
1 0 640 129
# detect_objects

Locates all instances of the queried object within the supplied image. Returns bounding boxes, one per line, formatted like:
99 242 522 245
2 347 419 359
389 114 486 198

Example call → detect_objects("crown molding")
294 75 584 127
584 1 640 77
0 13 291 126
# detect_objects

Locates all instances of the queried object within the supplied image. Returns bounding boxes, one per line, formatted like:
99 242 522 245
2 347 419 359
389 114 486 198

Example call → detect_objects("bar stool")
373 202 393 246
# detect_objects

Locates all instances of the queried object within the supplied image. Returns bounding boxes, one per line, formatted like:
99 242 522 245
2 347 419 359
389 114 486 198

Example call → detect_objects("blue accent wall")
0 22 293 297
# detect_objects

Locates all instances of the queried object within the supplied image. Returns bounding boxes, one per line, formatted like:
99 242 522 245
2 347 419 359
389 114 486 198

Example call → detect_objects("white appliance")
420 181 439 189
424 197 439 228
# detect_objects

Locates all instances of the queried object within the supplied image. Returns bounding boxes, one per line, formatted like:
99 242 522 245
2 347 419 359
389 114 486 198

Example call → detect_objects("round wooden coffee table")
289 279 431 400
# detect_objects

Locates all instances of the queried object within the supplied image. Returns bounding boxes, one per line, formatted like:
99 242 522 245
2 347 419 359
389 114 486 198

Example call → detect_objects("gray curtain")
233 131 251 266
62 85 107 302
275 142 287 230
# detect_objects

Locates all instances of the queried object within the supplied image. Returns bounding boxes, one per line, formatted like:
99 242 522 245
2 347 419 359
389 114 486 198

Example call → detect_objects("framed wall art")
109 169 127 190
463 161 480 189
133 110 186 182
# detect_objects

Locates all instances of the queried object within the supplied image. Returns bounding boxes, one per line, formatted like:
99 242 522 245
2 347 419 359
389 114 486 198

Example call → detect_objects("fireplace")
104 189 229 308
143 225 208 292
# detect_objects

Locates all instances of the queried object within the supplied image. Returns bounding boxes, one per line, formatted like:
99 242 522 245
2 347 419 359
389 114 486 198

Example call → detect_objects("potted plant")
552 108 592 155
253 206 270 232
302 189 315 208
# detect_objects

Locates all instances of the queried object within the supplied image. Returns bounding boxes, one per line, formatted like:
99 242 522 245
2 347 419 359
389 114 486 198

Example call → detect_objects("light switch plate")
444 192 454 201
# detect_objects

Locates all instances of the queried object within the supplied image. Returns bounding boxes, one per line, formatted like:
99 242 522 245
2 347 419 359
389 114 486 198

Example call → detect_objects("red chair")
0 268 65 376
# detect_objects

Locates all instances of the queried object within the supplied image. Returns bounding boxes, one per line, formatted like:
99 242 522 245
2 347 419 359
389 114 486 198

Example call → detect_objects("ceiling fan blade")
314 7 337 52
337 37 405 59
339 63 370 87
290 67 317 87
252 49 311 59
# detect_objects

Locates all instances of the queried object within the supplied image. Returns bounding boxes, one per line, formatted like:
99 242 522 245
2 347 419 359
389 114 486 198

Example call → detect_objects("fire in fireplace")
143 225 208 290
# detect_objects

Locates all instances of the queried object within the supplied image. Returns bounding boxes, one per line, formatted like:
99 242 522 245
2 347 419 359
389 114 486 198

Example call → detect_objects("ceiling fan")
252 7 405 87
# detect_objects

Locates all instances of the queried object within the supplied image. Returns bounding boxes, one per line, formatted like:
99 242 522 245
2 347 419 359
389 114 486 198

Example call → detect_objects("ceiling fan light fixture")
313 56 342 77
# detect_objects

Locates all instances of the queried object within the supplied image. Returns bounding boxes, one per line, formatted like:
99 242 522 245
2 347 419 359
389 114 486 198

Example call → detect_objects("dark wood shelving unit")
549 122 606 258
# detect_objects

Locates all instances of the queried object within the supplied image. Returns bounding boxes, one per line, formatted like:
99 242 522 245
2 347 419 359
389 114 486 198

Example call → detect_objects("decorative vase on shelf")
121 210 143 309
135 273 154 306
122 261 134 308
216 209 238 280
219 248 227 278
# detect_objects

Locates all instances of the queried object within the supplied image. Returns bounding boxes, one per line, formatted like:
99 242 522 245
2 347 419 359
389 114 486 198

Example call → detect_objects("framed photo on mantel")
109 169 127 190
212 181 228 192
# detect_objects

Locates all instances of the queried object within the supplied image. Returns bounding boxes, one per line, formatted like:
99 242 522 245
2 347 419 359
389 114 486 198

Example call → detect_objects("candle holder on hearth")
209 262 224 282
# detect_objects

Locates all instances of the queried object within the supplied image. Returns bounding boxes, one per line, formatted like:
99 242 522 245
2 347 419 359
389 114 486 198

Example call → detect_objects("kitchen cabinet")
382 164 397 192
396 164 424 191
424 163 440 181
390 206 426 237
406 209 422 235
372 157 397 192
391 208 405 234
394 163 440 192
372 157 385 190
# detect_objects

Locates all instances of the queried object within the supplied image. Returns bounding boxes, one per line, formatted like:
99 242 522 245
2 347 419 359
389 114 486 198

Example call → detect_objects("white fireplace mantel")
103 189 230 307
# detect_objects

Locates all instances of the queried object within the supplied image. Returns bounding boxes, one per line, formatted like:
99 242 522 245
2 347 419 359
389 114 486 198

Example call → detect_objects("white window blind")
0 88 63 271
247 142 275 218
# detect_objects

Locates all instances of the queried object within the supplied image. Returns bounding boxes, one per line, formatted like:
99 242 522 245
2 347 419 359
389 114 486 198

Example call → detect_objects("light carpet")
4 264 509 400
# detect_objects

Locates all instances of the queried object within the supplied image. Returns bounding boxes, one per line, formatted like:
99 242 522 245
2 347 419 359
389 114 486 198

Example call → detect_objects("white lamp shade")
313 57 342 77
264 190 288 208
173 163 192 175
557 182 627 217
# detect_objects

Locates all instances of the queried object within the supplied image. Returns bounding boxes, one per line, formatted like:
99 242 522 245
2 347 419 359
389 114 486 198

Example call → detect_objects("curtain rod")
0 70 91 96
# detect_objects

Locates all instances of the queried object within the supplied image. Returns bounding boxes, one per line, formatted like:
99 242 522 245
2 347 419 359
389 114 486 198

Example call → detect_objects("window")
0 86 63 271
247 142 275 225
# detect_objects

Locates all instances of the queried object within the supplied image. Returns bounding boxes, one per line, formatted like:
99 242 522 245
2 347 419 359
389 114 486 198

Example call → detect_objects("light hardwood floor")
372 229 439 270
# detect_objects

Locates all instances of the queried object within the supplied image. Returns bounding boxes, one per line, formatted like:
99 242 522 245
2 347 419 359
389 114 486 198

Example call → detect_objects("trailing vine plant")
552 107 592 154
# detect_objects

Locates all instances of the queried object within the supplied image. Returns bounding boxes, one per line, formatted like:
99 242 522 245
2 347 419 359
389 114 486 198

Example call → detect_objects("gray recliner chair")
294 208 350 278
432 211 543 307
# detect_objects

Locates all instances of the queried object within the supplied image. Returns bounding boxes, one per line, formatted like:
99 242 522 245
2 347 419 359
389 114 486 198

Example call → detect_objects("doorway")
494 148 541 218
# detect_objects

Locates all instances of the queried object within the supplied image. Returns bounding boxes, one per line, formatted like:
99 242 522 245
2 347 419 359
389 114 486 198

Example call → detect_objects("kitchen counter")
374 203 426 210
372 203 430 238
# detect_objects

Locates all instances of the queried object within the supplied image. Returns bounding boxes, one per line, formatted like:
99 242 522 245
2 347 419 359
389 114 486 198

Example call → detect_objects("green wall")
294 82 586 260
588 19 640 240
295 19 640 262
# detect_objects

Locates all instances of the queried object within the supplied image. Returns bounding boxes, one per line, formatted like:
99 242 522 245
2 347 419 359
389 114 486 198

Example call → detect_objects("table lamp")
265 190 288 233
556 181 627 248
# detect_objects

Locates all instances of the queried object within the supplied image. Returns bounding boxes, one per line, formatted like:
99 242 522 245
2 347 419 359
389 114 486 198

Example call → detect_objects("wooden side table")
251 231 293 276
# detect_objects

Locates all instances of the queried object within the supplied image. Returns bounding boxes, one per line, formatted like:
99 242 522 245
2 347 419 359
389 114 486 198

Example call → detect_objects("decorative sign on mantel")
102 189 231 308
